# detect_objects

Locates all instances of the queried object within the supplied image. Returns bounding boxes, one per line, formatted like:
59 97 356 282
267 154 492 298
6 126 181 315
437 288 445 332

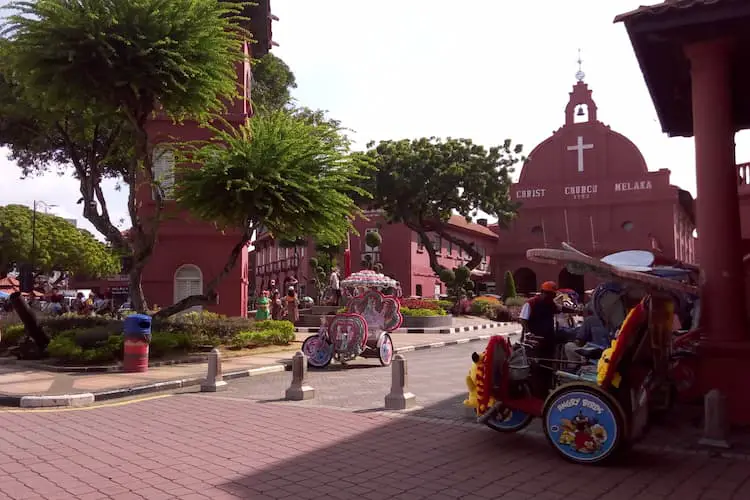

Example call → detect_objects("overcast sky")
1 0 748 238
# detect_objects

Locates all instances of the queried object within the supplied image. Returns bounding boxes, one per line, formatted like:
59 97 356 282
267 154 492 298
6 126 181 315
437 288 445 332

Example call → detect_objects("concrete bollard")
200 348 228 392
385 354 417 410
285 351 315 401
699 389 730 449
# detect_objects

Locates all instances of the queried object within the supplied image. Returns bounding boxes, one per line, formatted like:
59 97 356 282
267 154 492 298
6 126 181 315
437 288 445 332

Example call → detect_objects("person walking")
329 268 341 306
285 287 300 323
270 291 283 320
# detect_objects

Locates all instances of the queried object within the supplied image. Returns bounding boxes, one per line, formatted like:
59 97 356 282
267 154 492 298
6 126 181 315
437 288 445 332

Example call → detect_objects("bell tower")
565 50 599 126
138 0 274 316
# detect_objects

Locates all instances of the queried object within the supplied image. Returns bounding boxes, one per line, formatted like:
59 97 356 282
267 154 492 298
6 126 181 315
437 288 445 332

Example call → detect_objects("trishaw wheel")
485 384 534 433
379 334 394 366
301 335 333 369
542 383 627 465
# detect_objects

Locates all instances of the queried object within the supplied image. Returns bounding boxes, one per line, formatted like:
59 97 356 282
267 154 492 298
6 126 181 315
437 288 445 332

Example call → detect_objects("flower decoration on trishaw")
302 270 403 369
464 243 701 465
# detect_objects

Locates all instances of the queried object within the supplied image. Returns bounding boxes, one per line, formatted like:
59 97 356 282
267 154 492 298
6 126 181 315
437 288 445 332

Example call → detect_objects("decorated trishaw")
464 244 700 465
302 270 403 368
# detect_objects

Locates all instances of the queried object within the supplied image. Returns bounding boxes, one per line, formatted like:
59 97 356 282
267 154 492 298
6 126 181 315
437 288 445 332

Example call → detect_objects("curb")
0 332 516 409
394 333 497 353
294 322 516 335
1 364 287 409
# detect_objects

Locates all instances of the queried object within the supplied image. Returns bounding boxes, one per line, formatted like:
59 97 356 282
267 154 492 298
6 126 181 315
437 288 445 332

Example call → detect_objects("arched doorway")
514 267 537 295
558 267 584 298
174 264 203 312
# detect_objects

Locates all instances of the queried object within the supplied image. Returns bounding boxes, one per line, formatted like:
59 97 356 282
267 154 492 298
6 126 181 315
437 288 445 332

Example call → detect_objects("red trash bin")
123 314 152 373
123 338 149 372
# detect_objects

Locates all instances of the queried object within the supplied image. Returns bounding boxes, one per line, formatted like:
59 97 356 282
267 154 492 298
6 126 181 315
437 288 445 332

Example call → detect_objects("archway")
558 267 584 298
513 267 537 295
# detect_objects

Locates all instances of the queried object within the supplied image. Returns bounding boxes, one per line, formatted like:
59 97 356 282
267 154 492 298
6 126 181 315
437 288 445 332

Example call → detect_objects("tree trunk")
407 223 444 276
128 263 148 313
9 292 49 357
126 123 162 313
415 218 484 271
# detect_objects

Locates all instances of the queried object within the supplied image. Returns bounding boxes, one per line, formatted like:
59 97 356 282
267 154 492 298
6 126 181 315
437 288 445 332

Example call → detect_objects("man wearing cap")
519 281 578 396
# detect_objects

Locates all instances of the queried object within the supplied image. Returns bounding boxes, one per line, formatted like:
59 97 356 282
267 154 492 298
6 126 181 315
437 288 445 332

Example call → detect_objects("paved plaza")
0 343 748 499
0 325 519 402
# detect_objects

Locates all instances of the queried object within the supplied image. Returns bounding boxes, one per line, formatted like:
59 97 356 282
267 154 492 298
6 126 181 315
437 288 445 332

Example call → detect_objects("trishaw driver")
519 281 578 396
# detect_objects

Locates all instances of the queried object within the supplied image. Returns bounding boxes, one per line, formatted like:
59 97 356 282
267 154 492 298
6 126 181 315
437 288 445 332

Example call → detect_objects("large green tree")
2 0 249 313
0 204 120 280
251 53 297 112
362 137 523 276
160 109 369 317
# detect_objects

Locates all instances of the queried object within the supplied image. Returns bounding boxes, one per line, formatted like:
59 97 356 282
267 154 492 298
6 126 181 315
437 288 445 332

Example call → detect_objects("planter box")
401 314 453 329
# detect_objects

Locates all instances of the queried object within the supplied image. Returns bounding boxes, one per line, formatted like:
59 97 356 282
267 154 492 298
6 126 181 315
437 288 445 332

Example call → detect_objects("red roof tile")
0 276 19 290
614 0 726 23
447 215 498 239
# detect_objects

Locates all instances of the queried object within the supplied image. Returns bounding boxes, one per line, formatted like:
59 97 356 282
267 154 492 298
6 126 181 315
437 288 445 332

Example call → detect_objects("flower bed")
0 312 296 366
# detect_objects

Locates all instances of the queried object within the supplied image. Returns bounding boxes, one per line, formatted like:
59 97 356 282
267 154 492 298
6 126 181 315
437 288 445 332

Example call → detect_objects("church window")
433 235 442 254
174 264 203 312
531 225 544 235
621 221 634 232
152 146 175 200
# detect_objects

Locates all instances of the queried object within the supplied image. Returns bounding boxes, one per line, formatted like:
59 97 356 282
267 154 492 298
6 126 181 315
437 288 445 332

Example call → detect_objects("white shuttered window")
152 146 175 200
174 265 203 312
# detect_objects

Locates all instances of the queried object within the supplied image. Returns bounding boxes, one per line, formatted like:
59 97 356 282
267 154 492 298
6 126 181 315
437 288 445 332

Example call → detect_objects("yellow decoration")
464 350 496 415
464 352 481 410
597 339 622 388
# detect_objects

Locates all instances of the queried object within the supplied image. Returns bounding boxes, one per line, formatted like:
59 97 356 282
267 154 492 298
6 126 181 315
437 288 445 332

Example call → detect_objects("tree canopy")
160 109 370 317
0 204 120 279
251 53 297 112
362 137 523 275
2 0 251 312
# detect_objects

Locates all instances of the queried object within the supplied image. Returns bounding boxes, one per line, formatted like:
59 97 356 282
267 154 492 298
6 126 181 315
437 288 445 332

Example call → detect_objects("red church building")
348 211 497 297
493 75 695 296
250 212 498 300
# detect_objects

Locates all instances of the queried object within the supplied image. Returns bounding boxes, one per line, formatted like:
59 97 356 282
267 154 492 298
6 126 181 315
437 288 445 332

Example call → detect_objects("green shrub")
470 296 501 317
253 320 294 336
148 332 192 358
229 327 295 350
155 311 253 343
437 300 453 309
40 315 121 336
47 334 83 361
493 304 512 322
400 307 447 317
503 270 517 299
1 323 26 347
504 296 527 307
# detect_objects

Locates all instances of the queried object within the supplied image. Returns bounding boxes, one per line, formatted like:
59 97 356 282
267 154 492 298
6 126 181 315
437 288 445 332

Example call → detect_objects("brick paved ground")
200 341 496 419
188 341 750 456
1 394 749 500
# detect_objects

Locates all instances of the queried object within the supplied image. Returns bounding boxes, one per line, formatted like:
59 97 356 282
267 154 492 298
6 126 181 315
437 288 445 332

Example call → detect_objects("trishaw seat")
575 345 604 359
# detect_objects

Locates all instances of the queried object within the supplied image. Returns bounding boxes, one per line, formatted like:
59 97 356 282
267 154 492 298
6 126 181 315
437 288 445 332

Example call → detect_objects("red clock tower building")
136 1 275 316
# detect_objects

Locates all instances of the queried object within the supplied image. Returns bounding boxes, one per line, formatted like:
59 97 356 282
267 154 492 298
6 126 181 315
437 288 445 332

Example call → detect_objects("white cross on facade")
567 136 594 172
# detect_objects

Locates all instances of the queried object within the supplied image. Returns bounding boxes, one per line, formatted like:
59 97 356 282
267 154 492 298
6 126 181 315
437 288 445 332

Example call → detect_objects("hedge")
1 313 296 365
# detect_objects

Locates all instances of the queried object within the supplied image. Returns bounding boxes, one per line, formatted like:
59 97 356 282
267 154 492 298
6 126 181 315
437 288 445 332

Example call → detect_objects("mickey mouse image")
572 411 599 453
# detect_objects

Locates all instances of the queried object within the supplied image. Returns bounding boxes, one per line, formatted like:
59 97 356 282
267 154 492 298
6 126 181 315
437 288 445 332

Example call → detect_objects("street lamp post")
22 200 57 293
